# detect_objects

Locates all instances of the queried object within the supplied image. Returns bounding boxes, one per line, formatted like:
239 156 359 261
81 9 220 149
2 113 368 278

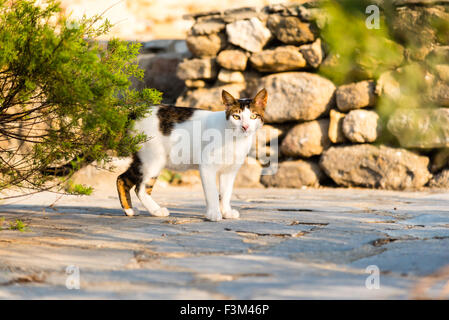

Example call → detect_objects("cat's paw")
206 209 222 222
222 209 240 219
151 207 170 217
124 208 135 217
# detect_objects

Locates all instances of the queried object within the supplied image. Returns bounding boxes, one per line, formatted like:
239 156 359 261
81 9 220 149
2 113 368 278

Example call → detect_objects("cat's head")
222 88 268 136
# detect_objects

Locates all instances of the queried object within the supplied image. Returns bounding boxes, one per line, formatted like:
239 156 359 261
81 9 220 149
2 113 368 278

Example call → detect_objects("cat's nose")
242 124 249 132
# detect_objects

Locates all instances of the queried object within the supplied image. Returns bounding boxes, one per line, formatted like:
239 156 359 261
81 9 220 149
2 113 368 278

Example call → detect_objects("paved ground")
1 186 449 299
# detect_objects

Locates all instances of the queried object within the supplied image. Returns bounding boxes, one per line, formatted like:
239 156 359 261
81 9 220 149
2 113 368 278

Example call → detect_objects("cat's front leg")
199 165 222 221
219 169 240 219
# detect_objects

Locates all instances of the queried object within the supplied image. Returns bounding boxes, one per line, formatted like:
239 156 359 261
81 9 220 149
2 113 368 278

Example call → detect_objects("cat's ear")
253 88 268 110
222 90 237 108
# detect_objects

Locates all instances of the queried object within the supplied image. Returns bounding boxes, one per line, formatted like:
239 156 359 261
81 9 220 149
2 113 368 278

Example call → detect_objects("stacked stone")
176 4 323 110
171 1 449 190
377 0 449 188
175 4 329 189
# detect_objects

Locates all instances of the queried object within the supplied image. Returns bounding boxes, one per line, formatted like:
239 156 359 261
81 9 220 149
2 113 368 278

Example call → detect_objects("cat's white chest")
218 135 252 169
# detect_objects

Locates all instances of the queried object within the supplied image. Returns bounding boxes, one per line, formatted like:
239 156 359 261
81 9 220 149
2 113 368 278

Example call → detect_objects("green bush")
319 0 404 85
318 0 448 146
0 0 162 194
9 219 27 232
64 180 94 195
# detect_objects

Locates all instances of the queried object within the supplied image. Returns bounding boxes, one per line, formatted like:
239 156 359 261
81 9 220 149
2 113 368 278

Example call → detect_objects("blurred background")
59 0 309 40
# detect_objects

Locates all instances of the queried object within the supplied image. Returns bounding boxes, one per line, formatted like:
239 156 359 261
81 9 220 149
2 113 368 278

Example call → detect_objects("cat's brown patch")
116 154 142 210
116 178 132 209
144 177 157 195
157 105 196 135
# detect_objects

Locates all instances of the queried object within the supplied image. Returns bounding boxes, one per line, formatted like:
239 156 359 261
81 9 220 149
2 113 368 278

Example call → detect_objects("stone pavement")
1 186 449 299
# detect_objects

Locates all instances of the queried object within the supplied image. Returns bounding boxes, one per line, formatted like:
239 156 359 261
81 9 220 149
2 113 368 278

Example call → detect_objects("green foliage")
65 180 93 195
0 217 28 232
319 0 404 84
319 0 449 147
158 169 182 184
377 63 433 116
0 0 162 194
9 219 27 232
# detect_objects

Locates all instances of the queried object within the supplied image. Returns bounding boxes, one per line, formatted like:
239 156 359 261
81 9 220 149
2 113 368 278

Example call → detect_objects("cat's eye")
232 114 241 120
250 114 258 120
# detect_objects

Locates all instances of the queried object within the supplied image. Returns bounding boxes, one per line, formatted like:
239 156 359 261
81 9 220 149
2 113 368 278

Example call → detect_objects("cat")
116 88 268 221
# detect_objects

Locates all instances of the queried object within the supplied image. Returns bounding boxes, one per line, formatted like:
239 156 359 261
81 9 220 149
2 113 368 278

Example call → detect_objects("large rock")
260 159 322 188
405 44 434 61
249 46 307 72
320 145 432 190
217 69 245 83
175 83 246 111
375 70 401 99
427 46 449 64
176 58 218 80
234 157 263 188
250 72 336 123
258 124 291 144
328 109 347 144
387 108 449 148
133 53 185 104
186 33 226 58
222 7 265 23
376 65 431 100
267 15 317 45
249 143 277 163
428 168 449 188
342 110 381 143
430 82 449 106
391 5 449 47
185 79 207 88
190 18 226 35
299 38 323 68
250 124 291 160
336 80 377 112
216 50 248 71
430 148 449 172
226 17 272 53
435 64 449 83
281 119 330 158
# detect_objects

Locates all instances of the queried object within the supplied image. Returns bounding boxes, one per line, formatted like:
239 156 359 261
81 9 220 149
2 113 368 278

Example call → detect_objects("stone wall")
139 1 448 191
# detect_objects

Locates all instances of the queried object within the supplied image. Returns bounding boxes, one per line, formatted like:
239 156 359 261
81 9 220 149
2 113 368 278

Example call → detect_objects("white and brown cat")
117 88 268 221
